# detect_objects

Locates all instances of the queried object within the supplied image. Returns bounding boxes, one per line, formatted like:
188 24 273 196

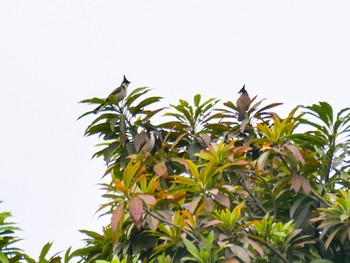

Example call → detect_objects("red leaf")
257 151 270 171
285 144 305 165
232 160 249 166
138 194 156 205
291 174 302 193
233 145 252 155
301 177 311 195
153 161 168 178
200 133 211 146
146 214 159 230
129 196 143 230
230 245 251 263
188 196 202 214
172 158 188 167
243 236 264 257
213 192 230 208
111 203 124 231
204 197 214 212
203 219 222 228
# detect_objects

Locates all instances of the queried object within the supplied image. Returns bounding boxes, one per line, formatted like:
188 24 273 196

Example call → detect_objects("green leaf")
38 242 53 262
194 94 201 107
0 252 9 263
290 196 305 218
129 96 163 115
309 260 333 263
182 238 203 263
185 160 200 181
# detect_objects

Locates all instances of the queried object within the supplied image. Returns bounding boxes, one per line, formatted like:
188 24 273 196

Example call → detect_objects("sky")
1 0 349 259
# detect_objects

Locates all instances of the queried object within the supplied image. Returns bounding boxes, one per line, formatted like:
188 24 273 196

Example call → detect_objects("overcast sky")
1 0 349 258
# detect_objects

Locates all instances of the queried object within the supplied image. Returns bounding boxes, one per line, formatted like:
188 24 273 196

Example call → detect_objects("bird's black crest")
123 75 131 84
238 84 246 93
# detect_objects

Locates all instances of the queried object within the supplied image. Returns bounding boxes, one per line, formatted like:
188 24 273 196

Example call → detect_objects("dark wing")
134 132 147 153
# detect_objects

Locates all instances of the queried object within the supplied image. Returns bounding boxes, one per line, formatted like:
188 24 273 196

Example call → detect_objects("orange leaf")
111 203 124 231
129 196 143 230
173 192 187 202
114 179 126 194
261 142 272 152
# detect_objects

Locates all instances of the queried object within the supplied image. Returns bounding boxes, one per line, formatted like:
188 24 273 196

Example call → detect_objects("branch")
143 207 199 243
248 235 289 263
258 175 277 218
239 179 267 214
116 103 138 135
311 189 331 207
277 152 294 176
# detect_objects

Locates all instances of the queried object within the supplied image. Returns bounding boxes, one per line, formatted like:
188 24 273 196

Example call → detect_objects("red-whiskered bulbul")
236 85 251 121
134 129 155 155
94 75 131 113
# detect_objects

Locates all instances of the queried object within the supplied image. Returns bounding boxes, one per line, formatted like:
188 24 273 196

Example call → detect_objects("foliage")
75 87 350 263
0 204 22 263
2 84 350 262
0 205 70 263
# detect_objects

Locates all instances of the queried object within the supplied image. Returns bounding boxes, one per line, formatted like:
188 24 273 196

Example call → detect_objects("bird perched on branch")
94 75 131 113
134 128 155 155
236 85 251 121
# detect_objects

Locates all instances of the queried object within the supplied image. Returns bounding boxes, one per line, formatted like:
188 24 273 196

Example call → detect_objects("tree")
2 86 350 263
75 86 350 263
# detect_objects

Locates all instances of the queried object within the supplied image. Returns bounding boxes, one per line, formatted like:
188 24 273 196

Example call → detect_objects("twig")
311 189 331 207
239 179 267 214
258 175 277 218
143 207 200 243
276 152 294 176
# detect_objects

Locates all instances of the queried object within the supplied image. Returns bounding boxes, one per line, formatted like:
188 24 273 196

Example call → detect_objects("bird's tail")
238 110 246 122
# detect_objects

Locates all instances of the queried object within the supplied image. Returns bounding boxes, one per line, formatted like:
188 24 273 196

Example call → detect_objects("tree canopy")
1 85 350 263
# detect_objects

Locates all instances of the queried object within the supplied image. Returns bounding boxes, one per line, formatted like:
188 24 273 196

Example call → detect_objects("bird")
93 75 131 113
134 129 155 155
236 84 251 121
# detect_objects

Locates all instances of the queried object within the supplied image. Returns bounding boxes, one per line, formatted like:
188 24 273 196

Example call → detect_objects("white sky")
1 0 349 258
